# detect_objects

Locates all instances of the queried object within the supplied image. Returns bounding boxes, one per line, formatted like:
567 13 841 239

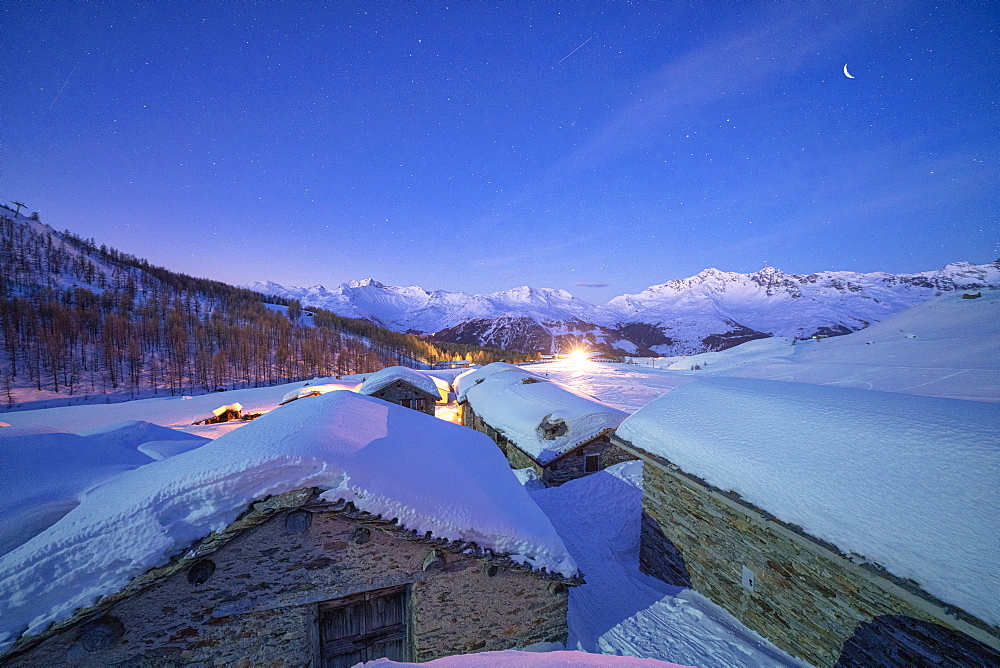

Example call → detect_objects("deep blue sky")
3 1 996 302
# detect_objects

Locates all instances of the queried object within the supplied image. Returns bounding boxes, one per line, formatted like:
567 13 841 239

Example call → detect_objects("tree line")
0 214 535 405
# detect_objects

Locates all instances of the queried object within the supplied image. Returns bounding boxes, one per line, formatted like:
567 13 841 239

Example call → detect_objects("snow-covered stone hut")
192 402 243 425
359 365 442 414
612 377 1000 668
0 391 579 667
463 370 633 486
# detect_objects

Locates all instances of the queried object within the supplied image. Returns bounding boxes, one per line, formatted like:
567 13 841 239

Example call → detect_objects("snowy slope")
1 215 123 297
617 377 1000 627
0 391 575 651
247 280 601 333
248 279 642 355
251 260 999 355
658 289 1000 402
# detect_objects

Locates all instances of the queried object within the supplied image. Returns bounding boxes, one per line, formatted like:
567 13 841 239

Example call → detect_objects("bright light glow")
568 349 591 363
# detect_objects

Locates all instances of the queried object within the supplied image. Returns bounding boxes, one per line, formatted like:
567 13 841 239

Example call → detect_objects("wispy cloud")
575 280 609 288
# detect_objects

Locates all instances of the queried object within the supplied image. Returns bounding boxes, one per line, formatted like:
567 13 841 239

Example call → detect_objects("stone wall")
462 404 635 487
370 381 436 415
4 492 570 667
620 441 1000 668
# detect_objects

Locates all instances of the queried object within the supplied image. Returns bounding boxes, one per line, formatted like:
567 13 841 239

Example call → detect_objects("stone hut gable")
359 367 442 414
2 487 580 667
359 366 440 399
367 378 439 415
373 377 440 402
487 426 617 469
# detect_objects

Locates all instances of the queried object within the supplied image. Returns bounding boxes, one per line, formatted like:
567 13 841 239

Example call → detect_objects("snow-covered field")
529 361 693 413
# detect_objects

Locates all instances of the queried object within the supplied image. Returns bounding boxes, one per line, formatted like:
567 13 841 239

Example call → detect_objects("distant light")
568 349 590 363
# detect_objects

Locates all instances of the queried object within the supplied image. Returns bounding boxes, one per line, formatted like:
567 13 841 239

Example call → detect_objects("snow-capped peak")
348 278 387 289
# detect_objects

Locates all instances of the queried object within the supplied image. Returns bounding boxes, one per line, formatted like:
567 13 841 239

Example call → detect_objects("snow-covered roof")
429 374 451 397
0 390 575 651
465 371 628 464
616 377 1000 627
358 365 440 399
454 361 538 403
279 379 364 405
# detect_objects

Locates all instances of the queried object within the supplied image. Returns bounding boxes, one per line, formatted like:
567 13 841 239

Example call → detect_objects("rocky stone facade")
613 438 1000 668
3 490 574 667
366 380 437 415
462 404 635 486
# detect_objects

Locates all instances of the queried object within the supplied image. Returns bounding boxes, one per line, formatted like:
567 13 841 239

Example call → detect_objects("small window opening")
585 454 600 473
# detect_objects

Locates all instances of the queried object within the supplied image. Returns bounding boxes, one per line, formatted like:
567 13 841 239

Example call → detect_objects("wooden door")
318 585 409 668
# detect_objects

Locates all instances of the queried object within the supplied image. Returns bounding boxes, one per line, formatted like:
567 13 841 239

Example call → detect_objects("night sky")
2 1 996 302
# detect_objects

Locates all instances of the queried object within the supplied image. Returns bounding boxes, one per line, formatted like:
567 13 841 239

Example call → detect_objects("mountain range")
248 260 1000 356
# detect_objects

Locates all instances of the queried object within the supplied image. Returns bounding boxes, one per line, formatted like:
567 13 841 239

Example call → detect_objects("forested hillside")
0 209 531 406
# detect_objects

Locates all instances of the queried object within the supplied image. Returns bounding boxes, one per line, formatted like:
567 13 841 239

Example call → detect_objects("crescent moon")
843 64 855 79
